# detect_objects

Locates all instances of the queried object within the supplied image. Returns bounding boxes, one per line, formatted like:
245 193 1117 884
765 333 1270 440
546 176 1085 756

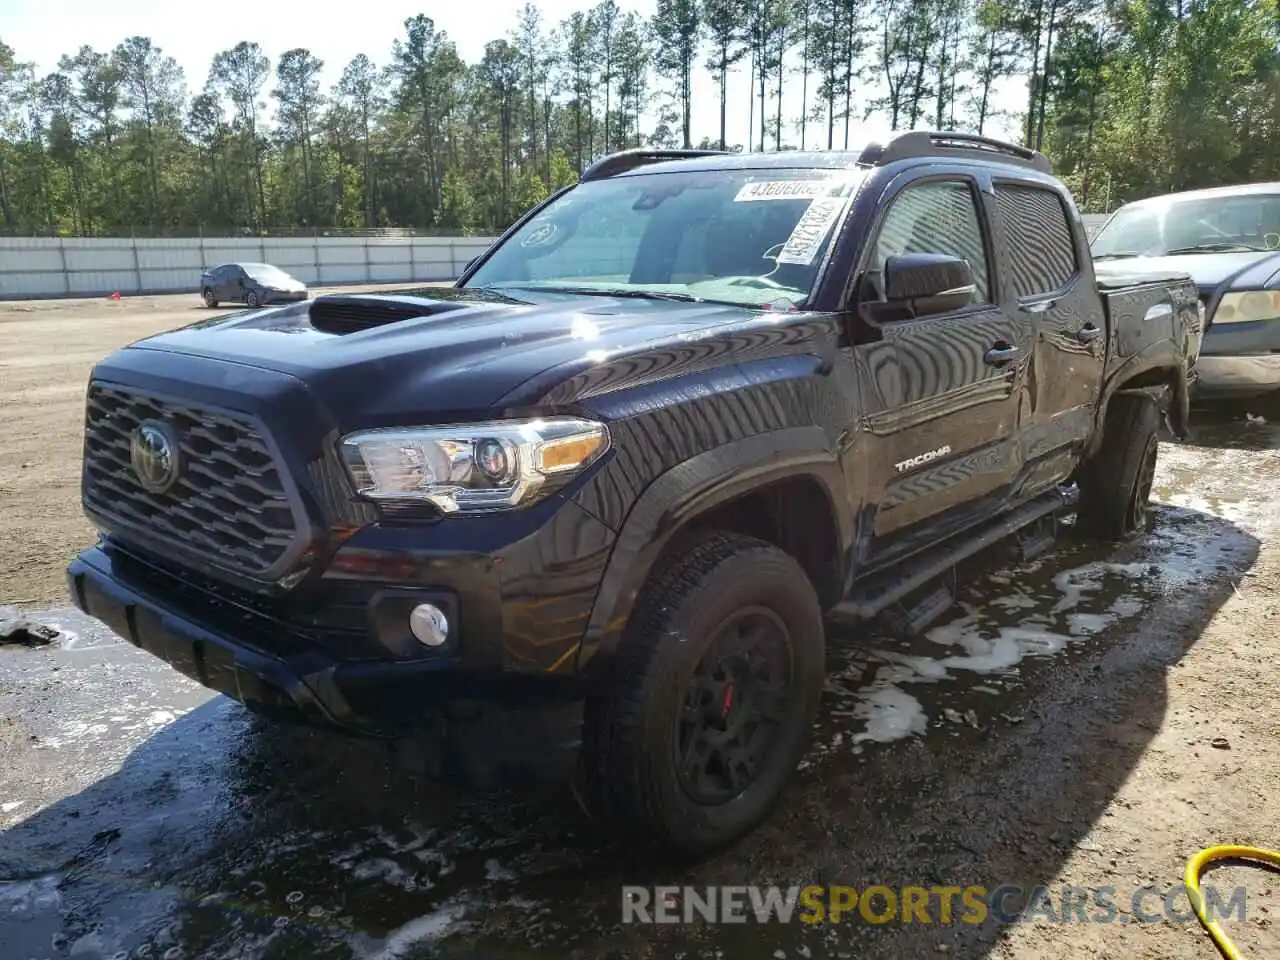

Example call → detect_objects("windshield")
464 167 867 309
243 263 297 285
1092 192 1280 258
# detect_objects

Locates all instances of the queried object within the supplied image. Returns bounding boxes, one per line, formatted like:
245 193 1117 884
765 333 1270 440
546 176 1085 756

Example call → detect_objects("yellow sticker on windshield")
734 180 835 202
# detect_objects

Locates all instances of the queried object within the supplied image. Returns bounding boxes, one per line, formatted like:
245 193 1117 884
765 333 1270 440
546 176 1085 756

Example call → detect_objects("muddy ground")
2 294 1279 959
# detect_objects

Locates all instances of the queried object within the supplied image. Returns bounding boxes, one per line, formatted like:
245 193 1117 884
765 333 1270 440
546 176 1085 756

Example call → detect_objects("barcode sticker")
775 196 849 265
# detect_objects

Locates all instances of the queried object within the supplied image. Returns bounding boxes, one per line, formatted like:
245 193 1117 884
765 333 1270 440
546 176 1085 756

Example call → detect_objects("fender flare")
1094 340 1191 450
575 425 853 674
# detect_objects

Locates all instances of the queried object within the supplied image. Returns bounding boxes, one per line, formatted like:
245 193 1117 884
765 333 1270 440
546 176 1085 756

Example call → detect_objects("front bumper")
1193 355 1280 397
67 544 585 750
68 545 437 735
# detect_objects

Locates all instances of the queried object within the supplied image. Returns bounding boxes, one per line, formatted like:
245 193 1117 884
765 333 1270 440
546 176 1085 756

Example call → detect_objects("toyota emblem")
130 420 181 493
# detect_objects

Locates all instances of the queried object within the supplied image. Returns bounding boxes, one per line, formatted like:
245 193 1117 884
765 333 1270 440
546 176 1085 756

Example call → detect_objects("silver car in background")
1092 183 1280 399
200 262 309 309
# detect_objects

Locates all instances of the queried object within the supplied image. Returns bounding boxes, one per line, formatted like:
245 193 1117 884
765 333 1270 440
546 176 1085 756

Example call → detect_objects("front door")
214 267 236 301
853 173 1035 564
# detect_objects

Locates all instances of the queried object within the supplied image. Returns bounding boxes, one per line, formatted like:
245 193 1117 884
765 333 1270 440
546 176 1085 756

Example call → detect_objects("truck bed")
1092 262 1202 380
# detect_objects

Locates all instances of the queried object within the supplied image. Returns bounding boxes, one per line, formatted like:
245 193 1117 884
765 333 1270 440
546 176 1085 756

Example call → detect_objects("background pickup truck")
67 131 1200 856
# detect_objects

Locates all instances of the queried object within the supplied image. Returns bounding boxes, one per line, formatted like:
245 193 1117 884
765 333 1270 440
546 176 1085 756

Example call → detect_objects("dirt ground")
0 285 437 608
1 293 1279 960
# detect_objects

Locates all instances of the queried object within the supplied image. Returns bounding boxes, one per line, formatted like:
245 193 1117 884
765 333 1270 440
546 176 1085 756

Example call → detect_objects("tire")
1076 393 1162 541
245 290 260 307
202 287 217 308
579 531 825 856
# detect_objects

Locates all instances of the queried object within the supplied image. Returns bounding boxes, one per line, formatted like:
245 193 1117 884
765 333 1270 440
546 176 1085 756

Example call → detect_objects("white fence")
0 235 500 300
1 214 1114 301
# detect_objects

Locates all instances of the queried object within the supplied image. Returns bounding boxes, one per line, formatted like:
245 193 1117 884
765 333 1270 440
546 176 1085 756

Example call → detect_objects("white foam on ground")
846 686 929 745
348 900 472 960
827 443 1273 753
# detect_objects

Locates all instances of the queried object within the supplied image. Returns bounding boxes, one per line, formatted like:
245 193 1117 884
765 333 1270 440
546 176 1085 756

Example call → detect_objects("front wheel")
579 532 825 856
1076 393 1162 541
244 290 260 307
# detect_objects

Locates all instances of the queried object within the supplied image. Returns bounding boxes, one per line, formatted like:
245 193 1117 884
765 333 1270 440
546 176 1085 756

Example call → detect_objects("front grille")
84 384 300 577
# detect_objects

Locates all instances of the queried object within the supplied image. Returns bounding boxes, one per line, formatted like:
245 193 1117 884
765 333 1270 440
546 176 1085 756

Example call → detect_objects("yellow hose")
1184 844 1280 959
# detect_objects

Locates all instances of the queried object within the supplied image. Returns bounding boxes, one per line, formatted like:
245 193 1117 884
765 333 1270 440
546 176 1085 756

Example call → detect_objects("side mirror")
883 252 976 317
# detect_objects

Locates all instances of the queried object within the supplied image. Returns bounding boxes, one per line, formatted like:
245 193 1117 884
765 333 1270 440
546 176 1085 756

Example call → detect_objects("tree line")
1 0 1276 237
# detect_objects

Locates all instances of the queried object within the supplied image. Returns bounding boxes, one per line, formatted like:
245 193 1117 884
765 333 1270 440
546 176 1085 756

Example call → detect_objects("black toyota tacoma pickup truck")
68 132 1201 855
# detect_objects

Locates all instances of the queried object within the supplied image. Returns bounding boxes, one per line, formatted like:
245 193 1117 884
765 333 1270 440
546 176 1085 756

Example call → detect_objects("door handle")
1077 323 1102 343
984 343 1019 366
1021 298 1060 314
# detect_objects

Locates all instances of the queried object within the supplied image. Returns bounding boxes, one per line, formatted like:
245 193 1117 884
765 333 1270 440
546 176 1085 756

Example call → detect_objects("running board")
882 581 956 636
828 485 1079 625
1013 513 1061 563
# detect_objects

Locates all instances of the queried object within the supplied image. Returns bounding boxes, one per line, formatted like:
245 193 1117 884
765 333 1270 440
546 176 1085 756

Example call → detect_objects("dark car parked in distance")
1092 182 1280 399
200 262 308 309
70 132 1200 855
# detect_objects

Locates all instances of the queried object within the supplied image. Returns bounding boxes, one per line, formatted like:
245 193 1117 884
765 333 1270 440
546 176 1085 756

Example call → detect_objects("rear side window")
995 184 1078 298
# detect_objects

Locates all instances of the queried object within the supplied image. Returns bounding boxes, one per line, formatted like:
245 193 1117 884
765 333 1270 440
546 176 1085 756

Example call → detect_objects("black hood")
114 286 775 429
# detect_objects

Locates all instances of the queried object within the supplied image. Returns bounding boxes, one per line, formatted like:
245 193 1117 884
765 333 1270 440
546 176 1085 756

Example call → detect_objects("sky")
3 0 1024 150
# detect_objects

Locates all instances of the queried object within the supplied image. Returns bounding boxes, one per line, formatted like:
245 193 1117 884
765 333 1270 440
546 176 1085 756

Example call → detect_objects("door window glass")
995 183 1079 298
873 180 991 305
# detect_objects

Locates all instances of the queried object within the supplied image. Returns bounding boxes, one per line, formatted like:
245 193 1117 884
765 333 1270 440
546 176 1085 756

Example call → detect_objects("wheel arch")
575 426 853 676
1094 343 1191 453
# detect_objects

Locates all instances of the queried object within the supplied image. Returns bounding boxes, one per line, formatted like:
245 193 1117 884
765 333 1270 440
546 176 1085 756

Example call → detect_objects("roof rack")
858 130 1052 174
580 147 734 181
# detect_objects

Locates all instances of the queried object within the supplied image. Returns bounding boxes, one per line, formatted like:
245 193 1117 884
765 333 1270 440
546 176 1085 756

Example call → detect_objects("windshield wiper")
1163 242 1268 254
496 284 707 303
1093 252 1142 261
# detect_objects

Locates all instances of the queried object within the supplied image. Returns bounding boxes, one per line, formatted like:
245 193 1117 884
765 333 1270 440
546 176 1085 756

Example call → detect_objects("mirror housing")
883 252 976 317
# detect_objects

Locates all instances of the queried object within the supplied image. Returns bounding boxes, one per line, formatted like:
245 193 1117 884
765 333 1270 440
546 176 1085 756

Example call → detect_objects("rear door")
853 170 1035 562
991 179 1104 481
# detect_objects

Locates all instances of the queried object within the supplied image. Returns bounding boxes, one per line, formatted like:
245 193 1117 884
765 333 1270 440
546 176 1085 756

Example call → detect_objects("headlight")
1212 291 1280 324
339 417 610 514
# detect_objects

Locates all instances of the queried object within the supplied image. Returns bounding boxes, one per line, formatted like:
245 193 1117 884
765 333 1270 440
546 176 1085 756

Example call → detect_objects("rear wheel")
579 532 825 856
202 287 217 308
1076 393 1162 541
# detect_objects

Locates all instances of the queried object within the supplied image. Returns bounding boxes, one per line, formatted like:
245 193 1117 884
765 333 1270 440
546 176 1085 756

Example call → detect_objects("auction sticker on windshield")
521 219 558 248
734 180 836 202
776 196 850 265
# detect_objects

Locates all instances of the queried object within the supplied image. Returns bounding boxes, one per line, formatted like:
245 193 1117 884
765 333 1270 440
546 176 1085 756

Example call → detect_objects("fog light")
409 603 449 647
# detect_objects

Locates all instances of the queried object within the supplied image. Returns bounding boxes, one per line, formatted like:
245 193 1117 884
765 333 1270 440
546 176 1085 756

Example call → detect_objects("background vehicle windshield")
244 263 297 285
1092 193 1280 257
464 167 867 309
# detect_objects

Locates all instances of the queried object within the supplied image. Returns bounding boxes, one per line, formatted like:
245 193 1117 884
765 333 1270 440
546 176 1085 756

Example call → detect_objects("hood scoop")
309 295 472 335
